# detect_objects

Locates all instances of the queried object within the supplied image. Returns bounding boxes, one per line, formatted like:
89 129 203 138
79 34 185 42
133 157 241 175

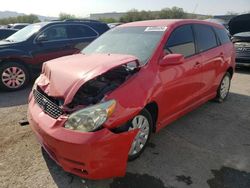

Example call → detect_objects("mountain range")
0 11 57 21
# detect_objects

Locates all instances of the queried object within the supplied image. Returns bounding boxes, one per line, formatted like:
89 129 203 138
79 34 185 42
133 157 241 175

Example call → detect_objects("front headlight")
64 100 116 132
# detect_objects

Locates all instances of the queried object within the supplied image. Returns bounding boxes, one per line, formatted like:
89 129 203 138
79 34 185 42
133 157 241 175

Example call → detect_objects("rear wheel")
215 72 231 103
0 62 29 91
128 109 153 161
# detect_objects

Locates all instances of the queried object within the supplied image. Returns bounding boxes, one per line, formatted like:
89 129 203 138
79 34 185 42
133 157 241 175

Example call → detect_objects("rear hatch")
228 14 250 36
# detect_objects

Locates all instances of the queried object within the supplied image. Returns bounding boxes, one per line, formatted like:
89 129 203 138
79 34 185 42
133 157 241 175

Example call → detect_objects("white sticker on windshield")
145 26 167 32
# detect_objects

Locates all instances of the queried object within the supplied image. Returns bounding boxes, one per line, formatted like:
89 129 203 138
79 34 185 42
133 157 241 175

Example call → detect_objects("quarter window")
165 25 195 57
214 27 231 44
67 25 97 39
193 24 217 52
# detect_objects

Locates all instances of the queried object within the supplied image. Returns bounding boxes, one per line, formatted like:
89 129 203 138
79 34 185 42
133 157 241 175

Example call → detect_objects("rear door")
193 24 223 97
214 27 235 80
159 24 203 120
66 24 99 52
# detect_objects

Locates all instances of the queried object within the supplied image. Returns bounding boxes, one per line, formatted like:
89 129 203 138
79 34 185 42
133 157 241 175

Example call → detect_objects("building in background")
90 12 126 20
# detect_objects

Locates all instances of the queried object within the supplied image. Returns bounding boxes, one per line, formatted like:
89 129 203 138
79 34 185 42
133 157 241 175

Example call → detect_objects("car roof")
27 20 103 27
12 23 29 26
45 19 105 25
118 19 225 29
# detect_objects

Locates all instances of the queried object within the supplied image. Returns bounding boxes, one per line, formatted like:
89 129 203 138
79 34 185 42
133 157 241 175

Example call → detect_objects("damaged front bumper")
28 97 138 179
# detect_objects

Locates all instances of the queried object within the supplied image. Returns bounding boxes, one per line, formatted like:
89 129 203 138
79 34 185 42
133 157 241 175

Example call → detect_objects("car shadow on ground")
0 84 32 107
42 92 250 188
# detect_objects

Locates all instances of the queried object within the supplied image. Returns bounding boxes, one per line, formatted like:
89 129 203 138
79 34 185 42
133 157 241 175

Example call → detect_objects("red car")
28 19 235 179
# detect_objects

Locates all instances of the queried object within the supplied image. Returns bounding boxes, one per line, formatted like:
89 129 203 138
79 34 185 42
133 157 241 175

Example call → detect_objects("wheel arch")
144 101 158 133
227 66 234 78
1 58 31 74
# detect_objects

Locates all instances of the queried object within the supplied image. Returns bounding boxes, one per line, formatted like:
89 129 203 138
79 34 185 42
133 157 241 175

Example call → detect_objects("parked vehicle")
205 18 228 29
28 19 235 179
229 14 250 67
7 23 29 30
107 22 122 28
0 20 109 90
0 28 18 40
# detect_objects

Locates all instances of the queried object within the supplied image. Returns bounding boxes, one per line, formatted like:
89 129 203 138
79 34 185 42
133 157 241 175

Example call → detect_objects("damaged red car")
28 19 235 179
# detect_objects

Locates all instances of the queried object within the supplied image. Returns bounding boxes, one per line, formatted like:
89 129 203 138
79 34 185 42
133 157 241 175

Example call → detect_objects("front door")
32 25 76 65
158 24 203 123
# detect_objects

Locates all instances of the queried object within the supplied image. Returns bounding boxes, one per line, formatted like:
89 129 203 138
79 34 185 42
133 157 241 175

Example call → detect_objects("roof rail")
50 19 61 21
64 19 101 23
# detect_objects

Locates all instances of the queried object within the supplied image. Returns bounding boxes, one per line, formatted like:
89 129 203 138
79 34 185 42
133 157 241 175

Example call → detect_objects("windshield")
234 32 250 37
6 23 44 42
82 26 166 64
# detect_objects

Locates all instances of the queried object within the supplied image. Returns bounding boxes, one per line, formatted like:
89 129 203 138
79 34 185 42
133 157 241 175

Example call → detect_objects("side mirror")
159 54 184 66
36 34 48 42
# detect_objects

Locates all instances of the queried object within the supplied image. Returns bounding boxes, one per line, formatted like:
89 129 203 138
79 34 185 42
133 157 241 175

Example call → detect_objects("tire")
215 72 231 103
0 62 30 91
128 108 153 161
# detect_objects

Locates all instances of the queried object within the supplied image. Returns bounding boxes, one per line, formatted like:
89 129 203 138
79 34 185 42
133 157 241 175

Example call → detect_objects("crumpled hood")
37 53 138 104
229 14 250 35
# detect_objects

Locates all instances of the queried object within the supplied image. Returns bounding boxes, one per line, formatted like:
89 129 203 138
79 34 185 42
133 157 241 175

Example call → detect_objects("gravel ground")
0 68 250 188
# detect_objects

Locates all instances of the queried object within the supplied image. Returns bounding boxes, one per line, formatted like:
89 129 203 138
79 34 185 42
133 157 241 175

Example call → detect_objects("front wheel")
0 62 29 91
215 72 231 103
128 109 153 161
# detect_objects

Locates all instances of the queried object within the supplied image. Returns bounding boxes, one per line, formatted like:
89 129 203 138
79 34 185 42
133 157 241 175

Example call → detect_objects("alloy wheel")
1 67 26 89
220 75 230 99
128 115 150 156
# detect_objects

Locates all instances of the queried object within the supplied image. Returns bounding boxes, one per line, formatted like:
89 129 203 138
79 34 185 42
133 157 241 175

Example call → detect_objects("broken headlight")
64 100 116 132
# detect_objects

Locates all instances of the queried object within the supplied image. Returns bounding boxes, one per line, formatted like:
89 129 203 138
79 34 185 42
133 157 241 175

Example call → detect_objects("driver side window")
164 25 195 58
38 25 68 41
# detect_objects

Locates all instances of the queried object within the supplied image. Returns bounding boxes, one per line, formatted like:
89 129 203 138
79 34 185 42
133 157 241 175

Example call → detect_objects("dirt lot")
0 68 250 188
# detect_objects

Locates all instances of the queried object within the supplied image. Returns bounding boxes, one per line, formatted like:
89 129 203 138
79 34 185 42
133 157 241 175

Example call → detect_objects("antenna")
192 3 198 14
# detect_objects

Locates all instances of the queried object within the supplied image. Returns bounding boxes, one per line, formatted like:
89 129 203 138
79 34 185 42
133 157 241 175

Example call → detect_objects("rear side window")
214 28 231 44
67 25 98 39
165 25 195 57
193 24 218 52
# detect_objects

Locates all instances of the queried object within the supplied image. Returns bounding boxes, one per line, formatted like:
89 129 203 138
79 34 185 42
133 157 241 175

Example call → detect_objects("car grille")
236 47 250 53
33 89 63 119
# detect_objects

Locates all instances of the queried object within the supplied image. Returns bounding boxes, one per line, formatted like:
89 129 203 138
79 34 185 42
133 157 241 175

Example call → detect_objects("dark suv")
0 20 109 91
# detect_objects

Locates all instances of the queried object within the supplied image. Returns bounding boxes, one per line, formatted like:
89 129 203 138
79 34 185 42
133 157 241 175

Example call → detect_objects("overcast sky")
1 0 250 17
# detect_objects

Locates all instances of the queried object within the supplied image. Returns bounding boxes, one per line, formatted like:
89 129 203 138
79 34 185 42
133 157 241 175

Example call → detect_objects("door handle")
219 52 225 60
193 62 201 68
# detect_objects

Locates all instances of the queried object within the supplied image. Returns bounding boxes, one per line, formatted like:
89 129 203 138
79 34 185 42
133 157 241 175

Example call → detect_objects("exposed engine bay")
66 63 139 111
